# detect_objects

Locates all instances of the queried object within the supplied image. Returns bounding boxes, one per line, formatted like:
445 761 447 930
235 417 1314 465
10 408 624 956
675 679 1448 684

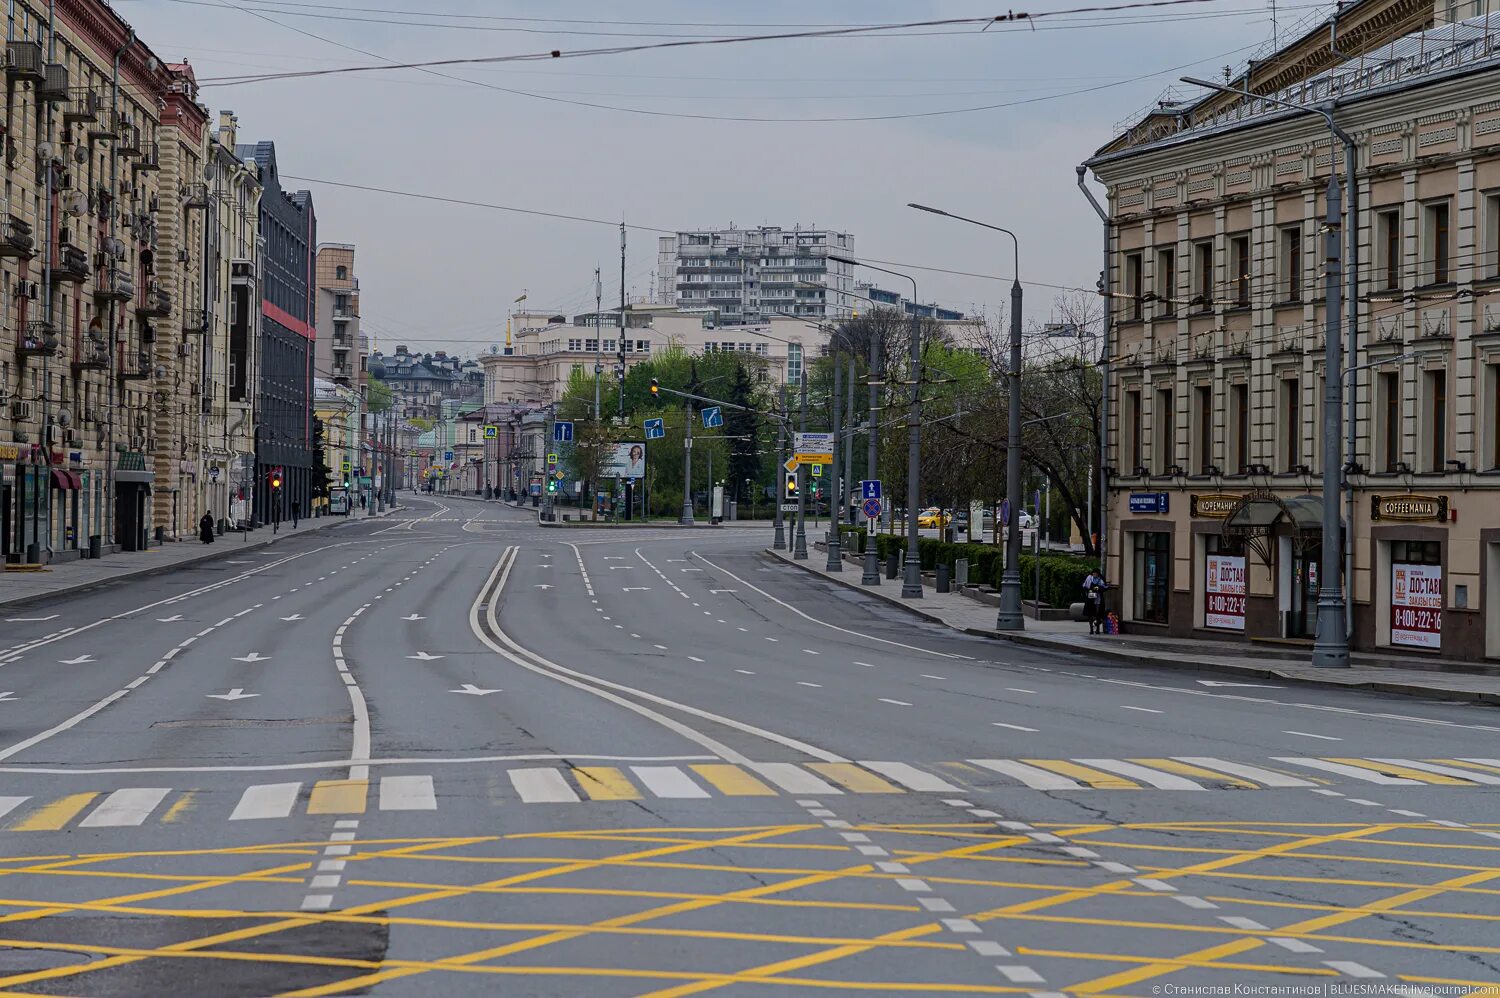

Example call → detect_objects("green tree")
724 362 762 504
310 418 332 500
366 379 392 414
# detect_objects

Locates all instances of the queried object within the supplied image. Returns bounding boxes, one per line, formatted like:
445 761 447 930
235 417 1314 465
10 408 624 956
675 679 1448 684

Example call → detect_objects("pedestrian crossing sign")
483 425 498 439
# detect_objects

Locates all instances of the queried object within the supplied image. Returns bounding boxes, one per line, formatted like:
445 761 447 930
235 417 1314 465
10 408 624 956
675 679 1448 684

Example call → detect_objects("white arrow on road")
233 653 270 663
609 566 633 570
59 655 94 665
157 615 185 622
0 692 17 702
622 587 652 592
1197 680 1282 688
280 614 304 622
206 688 260 701
534 584 554 590
450 684 500 696
401 614 426 621
6 615 58 622
709 589 737 594
408 652 444 661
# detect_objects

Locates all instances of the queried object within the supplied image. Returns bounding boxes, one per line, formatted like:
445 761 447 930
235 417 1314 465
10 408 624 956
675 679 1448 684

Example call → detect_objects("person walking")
291 499 301 528
1083 570 1108 634
199 511 215 545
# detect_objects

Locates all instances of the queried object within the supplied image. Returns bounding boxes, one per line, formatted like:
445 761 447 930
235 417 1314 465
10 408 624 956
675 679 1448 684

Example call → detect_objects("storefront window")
1204 536 1246 631
1391 540 1442 650
1133 531 1170 624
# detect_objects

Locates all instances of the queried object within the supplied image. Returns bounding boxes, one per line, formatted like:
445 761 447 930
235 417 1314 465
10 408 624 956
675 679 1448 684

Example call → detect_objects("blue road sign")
1000 499 1011 525
644 417 666 440
860 480 882 500
553 421 574 443
861 497 882 520
444 450 454 462
701 406 723 429
1128 492 1170 514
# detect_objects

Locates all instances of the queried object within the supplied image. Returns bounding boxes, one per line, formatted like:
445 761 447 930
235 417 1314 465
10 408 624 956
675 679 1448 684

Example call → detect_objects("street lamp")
1180 76 1352 669
830 254 924 599
908 203 1025 630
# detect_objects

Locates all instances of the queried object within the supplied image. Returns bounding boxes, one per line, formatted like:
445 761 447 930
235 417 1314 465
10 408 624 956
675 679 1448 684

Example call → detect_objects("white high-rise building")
656 226 855 326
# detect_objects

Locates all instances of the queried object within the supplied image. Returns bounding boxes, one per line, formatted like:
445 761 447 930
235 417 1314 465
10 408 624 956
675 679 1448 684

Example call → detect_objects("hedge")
833 526 1094 608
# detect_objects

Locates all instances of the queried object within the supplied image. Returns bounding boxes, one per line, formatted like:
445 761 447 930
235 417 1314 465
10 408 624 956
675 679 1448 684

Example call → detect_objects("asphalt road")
0 494 1495 996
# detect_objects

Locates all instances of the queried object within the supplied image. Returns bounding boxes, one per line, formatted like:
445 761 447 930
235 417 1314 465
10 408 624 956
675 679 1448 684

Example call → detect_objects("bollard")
886 552 898 579
955 558 969 587
936 562 950 594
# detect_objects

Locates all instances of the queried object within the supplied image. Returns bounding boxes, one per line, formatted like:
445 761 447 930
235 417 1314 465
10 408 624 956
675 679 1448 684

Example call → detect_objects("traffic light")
269 467 283 490
546 479 559 494
649 378 659 397
784 474 799 500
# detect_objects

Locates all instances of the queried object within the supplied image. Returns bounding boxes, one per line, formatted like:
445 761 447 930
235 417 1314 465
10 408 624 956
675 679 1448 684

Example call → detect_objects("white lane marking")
1078 758 1205 790
230 782 302 821
379 775 437 811
968 940 1011 956
992 723 1038 732
0 797 27 821
1173 758 1315 788
79 787 172 828
5 615 58 622
631 766 710 799
510 768 580 803
1283 731 1342 741
941 919 980 934
917 897 954 912
1275 758 1422 785
878 698 912 706
1389 809 1427 818
854 661 876 668
735 669 756 675
995 966 1044 984
921 674 947 681
301 895 333 910
0 690 129 763
969 759 1083 791
798 682 823 688
1005 688 1034 694
687 656 705 663
1323 961 1384 979
858 761 961 793
1371 759 1500 785
1347 798 1381 806
1174 895 1219 909
1094 861 1136 874
1219 916 1270 931
750 762 842 795
1121 705 1164 714
1269 937 1323 953
1309 789 1344 797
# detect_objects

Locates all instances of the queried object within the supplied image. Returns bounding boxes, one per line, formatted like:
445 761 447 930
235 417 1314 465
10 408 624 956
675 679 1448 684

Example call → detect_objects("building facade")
368 345 481 422
313 242 362 389
1088 0 1500 662
236 139 315 526
655 226 855 326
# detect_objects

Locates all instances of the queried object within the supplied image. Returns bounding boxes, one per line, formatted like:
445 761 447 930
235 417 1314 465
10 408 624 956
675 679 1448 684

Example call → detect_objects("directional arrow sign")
401 614 426 621
206 688 260 701
1197 680 1282 688
622 587 652 592
233 653 270 663
157 615 185 622
0 692 17 702
280 614 304 622
450 684 500 696
407 652 444 661
59 655 94 665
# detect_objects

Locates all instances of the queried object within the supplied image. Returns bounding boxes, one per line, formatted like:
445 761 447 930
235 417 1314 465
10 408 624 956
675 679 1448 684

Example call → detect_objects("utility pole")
774 383 786 550
862 332 882 585
795 374 808 559
680 400 694 525
1313 170 1350 668
618 223 626 419
997 268 1026 628
593 266 602 421
825 334 843 572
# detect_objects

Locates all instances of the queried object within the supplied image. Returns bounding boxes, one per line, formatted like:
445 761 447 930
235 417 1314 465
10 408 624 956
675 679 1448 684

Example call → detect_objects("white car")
1018 510 1036 529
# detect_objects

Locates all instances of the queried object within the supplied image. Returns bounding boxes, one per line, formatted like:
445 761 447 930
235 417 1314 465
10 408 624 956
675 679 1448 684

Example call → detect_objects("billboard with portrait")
602 442 646 479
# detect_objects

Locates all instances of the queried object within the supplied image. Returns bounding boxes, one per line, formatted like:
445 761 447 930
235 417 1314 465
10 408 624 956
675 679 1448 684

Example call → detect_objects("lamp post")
908 204 1025 628
774 383 787 550
1180 77 1351 669
794 375 808 558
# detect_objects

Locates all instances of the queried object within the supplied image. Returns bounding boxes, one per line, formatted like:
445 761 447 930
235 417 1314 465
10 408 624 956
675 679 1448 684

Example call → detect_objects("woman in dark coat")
199 511 215 544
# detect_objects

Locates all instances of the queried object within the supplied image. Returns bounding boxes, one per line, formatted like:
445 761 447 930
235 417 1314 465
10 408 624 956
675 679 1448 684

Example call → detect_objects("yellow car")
917 508 950 529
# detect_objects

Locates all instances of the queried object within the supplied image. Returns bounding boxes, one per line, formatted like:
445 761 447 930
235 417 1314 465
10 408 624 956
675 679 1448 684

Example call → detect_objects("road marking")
206 688 259 701
78 787 171 827
751 762 842 795
995 965 1044 984
854 661 876 668
1078 758 1205 790
12 792 98 831
735 669 756 675
1173 757 1315 787
690 764 777 796
878 698 912 706
1121 705 1163 714
5 615 58 622
1324 961 1383 978
970 759 1083 790
573 766 641 800
1129 758 1257 789
450 684 500 696
921 674 947 680
858 761 961 793
510 767 579 803
797 681 823 688
230 782 301 820
378 775 437 811
632 766 710 799
687 656 705 663
1283 731 1341 741
58 655 94 665
307 779 368 814
0 797 27 822
1275 758 1422 784
992 723 1038 732
807 762 903 794
1344 758 1489 785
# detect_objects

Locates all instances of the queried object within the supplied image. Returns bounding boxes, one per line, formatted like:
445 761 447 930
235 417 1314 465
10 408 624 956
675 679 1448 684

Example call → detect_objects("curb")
766 547 1500 706
0 506 402 611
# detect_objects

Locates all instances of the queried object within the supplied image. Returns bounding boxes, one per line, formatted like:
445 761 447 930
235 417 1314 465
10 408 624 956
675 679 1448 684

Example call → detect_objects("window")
1379 371 1401 472
1378 209 1402 290
1156 246 1176 316
584 338 598 352
1281 377 1301 470
1124 252 1143 320
335 265 347 280
1123 387 1142 473
1280 227 1302 302
1132 531 1170 624
1485 193 1500 280
1153 385 1175 475
635 340 650 353
1229 382 1249 473
603 339 616 352
755 342 768 356
1424 201 1452 285
787 343 803 385
1192 241 1213 307
1425 368 1447 472
1194 383 1213 474
567 338 582 351
704 342 718 353
1230 235 1251 306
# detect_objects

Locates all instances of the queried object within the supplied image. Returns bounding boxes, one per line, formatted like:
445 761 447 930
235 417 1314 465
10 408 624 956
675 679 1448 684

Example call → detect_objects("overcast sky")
119 0 1327 356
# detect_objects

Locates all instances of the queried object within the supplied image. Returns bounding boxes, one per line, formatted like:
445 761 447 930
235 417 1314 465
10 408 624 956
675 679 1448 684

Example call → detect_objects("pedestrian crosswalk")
4 756 1498 832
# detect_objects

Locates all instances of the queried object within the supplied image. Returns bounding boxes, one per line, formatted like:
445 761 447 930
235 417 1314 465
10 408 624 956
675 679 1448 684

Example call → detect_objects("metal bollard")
936 562 950 594
955 558 969 587
886 552 898 579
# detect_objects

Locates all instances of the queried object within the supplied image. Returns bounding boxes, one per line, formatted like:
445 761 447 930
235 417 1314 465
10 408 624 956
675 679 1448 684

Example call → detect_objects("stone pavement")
0 504 399 610
771 545 1500 705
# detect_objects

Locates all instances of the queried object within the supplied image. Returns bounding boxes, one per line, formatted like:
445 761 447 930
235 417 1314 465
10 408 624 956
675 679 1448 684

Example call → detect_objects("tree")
724 362 761 503
310 418 333 501
565 417 616 521
366 379 392 414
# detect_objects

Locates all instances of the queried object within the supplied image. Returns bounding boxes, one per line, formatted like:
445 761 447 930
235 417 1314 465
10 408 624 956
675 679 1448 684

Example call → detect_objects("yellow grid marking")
572 767 640 800
1325 758 1475 785
689 765 776 796
10 794 97 832
1431 758 1500 777
160 791 197 824
1022 759 1139 789
807 763 903 794
1127 758 1258 788
306 779 366 814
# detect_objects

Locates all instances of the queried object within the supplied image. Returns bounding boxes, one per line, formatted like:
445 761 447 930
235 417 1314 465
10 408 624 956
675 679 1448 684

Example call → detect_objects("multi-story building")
236 139 316 526
1087 0 1500 662
313 376 359 505
368 346 481 421
314 243 362 389
656 226 855 326
203 111 262 530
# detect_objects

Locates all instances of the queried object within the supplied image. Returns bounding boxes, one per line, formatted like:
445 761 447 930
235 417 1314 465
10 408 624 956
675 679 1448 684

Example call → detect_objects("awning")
113 469 156 484
49 469 81 490
1225 494 1323 532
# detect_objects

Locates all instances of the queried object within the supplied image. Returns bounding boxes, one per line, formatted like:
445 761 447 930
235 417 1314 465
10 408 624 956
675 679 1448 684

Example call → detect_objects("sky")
115 0 1335 357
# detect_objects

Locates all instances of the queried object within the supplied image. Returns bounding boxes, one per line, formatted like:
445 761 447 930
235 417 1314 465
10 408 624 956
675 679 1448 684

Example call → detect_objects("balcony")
71 336 110 371
6 40 43 82
50 245 89 282
332 306 356 320
117 122 142 156
182 308 209 334
38 62 67 102
18 321 58 359
64 87 101 123
88 107 118 141
132 143 160 174
93 268 134 301
231 259 255 284
119 348 151 380
136 283 171 317
182 183 208 209
0 216 33 257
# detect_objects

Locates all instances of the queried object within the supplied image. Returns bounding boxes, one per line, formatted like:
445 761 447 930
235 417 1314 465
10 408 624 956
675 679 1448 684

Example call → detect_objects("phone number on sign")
1393 607 1440 631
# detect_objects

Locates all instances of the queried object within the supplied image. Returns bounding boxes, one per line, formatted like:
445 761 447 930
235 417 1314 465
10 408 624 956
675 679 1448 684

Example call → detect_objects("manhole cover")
0 947 95 972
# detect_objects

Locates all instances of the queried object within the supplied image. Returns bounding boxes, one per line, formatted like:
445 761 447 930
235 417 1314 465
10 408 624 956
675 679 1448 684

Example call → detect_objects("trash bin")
886 552 899 579
88 535 102 559
936 562 951 593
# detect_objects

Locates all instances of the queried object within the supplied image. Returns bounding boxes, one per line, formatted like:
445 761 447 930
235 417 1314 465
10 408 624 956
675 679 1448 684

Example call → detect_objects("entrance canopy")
49 469 81 490
1223 492 1324 567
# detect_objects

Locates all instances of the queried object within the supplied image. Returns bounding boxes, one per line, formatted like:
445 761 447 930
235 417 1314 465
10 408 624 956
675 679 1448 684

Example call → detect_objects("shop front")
1219 492 1326 643
1367 494 1451 656
1118 497 1177 632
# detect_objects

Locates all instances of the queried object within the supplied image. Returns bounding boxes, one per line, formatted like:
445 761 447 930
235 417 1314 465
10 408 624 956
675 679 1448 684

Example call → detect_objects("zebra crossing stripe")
1173 758 1315 788
231 782 301 820
969 759 1083 791
1024 759 1139 789
1275 758 1423 785
12 793 98 831
1130 758 1259 789
510 767 579 803
573 767 641 800
308 779 369 814
690 764 777 796
379 775 438 810
857 761 961 793
807 763 903 794
631 766 709 799
0 797 28 823
1329 759 1477 786
79 788 171 827
1078 759 1205 790
750 763 842 795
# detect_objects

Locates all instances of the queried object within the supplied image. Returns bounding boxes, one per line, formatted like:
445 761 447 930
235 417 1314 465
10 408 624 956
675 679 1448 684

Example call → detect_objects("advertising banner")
1391 563 1442 650
602 442 646 479
1203 554 1246 630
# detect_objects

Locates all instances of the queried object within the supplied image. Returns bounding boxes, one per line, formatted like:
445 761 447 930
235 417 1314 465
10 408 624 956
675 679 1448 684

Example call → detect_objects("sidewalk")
0 504 400 611
770 546 1500 705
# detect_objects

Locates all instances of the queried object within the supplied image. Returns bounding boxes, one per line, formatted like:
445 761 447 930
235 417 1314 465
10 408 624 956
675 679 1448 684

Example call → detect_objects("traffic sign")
546 452 558 466
1000 499 1011 526
553 469 565 480
782 457 799 473
644 417 666 440
701 406 723 429
483 425 498 439
810 464 823 478
340 460 351 474
860 479 882 500
794 453 833 465
444 450 453 463
794 432 834 452
861 497 882 520
780 503 798 512
553 421 574 443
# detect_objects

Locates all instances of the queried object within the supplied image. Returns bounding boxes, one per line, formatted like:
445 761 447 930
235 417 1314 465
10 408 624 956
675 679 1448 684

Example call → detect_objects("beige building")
314 243 363 390
1087 0 1500 662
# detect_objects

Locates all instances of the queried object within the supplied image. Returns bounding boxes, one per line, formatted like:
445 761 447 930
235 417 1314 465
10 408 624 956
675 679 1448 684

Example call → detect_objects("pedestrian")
1083 570 1108 634
291 499 301 527
199 511 215 545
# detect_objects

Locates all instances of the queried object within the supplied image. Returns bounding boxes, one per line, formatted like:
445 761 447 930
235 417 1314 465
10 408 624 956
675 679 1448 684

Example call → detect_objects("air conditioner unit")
65 429 81 447
11 400 32 420
176 342 190 358
84 408 98 423
176 248 188 264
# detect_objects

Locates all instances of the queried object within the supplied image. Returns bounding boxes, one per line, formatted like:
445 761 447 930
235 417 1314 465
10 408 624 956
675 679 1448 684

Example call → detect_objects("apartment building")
655 226 855 326
314 242 362 389
1087 0 1500 662
369 346 482 421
